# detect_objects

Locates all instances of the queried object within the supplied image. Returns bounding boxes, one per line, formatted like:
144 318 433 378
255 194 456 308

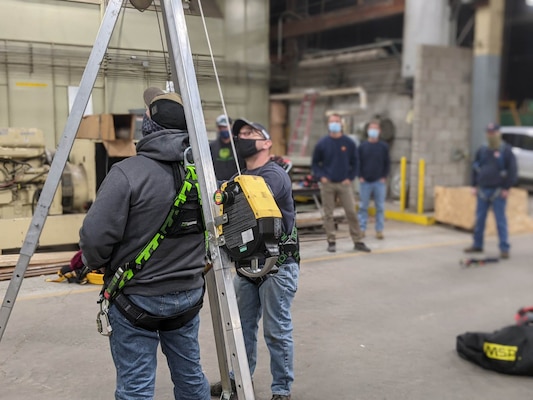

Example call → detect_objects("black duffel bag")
457 323 533 376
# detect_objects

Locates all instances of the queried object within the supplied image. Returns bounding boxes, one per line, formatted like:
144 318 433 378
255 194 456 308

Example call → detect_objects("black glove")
75 265 92 284
58 265 78 283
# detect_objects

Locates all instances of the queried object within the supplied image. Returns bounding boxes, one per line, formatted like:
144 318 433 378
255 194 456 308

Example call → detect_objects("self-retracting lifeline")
0 1 257 399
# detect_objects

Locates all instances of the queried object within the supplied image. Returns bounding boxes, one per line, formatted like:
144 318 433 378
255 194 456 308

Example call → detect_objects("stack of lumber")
434 186 533 234
0 251 77 281
296 207 346 229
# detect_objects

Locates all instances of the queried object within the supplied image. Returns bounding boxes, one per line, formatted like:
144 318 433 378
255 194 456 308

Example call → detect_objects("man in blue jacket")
464 123 518 259
311 113 370 253
358 120 390 239
80 87 210 400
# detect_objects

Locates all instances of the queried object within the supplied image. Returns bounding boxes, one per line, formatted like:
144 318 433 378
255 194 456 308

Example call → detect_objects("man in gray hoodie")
79 87 210 400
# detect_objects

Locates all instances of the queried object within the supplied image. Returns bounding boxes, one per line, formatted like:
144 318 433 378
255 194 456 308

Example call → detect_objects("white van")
501 126 533 182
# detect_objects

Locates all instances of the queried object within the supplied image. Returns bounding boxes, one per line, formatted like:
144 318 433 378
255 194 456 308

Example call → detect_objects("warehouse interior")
1 0 533 243
0 0 533 400
2 1 533 399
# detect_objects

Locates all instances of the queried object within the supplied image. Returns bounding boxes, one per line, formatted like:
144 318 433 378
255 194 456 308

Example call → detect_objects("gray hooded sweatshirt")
79 129 205 296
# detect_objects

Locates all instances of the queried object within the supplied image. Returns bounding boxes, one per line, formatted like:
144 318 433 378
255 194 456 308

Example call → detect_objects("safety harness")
97 162 205 335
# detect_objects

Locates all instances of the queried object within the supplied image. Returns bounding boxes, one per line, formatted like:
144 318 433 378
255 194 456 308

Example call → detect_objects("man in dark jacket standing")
311 113 370 253
358 120 390 239
79 87 210 400
209 114 244 180
464 123 518 259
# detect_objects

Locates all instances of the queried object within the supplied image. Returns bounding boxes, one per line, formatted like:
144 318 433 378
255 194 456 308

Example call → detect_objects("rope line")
197 0 242 176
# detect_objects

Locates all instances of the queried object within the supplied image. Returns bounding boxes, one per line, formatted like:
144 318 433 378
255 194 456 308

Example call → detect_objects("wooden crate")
434 186 533 234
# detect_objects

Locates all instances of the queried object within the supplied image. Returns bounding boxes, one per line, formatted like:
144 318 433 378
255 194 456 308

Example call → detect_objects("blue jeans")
108 287 210 400
358 181 386 232
233 262 299 396
473 188 509 252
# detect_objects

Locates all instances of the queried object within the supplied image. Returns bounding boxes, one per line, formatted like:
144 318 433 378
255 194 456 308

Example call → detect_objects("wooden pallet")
434 186 533 234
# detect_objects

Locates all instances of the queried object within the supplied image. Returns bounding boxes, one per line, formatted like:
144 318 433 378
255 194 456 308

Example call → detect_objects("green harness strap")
104 165 201 300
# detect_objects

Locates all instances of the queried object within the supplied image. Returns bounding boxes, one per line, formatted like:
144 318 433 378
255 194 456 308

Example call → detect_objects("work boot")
376 231 384 240
210 379 237 398
327 242 336 253
354 242 371 252
463 246 483 253
500 251 510 259
271 395 291 400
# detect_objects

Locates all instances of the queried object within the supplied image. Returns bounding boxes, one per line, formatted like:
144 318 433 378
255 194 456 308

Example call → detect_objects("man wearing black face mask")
209 114 244 180
210 119 299 400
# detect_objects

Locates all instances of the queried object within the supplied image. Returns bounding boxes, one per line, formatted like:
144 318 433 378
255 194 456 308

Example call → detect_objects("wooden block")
269 124 287 157
270 101 287 125
434 186 533 234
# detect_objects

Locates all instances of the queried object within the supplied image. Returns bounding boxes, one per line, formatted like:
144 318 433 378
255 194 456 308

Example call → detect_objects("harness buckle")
96 299 113 337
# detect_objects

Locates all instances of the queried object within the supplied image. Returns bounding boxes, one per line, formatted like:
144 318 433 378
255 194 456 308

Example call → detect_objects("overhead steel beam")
273 0 405 39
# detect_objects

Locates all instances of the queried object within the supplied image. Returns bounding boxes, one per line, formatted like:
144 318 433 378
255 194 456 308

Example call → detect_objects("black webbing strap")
478 187 502 203
113 288 204 332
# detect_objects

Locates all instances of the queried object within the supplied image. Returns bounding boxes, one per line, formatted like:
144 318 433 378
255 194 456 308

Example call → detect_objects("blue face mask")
368 129 379 139
328 122 342 133
219 129 230 139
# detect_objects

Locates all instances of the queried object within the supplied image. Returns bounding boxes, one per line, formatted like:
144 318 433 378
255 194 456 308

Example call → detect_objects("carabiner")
96 300 113 337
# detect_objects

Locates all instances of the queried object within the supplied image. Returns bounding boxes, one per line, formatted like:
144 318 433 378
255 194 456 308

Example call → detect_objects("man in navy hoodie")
312 113 370 253
358 120 390 239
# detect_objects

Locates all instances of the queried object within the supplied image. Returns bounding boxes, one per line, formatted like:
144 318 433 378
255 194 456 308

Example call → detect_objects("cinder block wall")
286 55 413 200
409 45 472 211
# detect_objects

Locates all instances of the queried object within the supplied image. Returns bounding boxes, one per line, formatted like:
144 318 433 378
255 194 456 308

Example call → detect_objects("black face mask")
236 138 260 159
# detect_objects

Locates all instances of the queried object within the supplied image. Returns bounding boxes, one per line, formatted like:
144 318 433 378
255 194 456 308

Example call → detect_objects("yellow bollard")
399 156 406 212
417 159 425 214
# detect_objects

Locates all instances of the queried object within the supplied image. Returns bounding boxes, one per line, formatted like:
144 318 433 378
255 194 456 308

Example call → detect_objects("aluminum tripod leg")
0 0 124 343
160 1 254 398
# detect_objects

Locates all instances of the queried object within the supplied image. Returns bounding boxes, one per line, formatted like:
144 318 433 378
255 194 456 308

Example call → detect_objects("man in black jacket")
79 87 210 400
209 114 244 180
464 123 518 259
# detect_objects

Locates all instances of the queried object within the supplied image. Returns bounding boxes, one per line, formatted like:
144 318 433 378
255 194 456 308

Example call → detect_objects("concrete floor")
1 219 533 400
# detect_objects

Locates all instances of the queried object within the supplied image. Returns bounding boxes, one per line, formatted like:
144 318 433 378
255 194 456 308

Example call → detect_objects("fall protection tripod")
0 1 253 399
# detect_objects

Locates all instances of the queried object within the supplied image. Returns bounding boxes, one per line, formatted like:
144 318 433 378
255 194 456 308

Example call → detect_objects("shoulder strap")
103 163 201 300
134 164 199 266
